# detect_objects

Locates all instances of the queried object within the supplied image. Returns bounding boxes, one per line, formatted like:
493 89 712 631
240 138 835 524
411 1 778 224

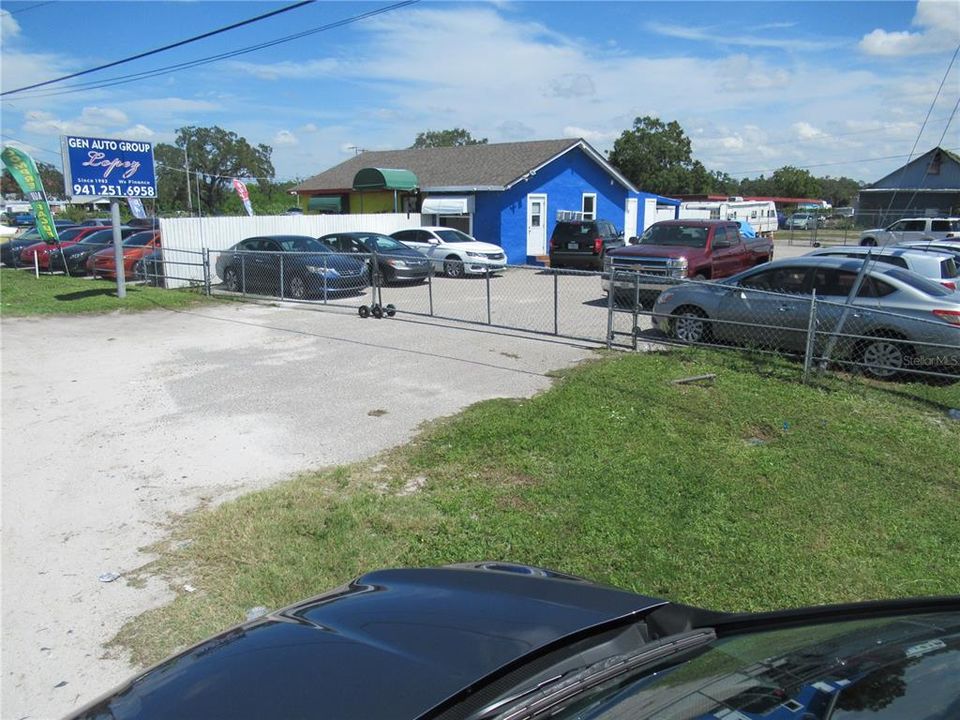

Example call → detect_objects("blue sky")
1 0 958 185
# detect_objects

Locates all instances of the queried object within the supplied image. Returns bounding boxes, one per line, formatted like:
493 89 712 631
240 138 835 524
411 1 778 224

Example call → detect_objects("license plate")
567 242 578 250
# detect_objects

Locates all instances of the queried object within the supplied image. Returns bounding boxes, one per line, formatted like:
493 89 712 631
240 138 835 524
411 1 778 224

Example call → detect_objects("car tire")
860 238 877 247
857 334 913 380
444 256 465 278
671 306 711 344
223 267 240 292
288 274 308 300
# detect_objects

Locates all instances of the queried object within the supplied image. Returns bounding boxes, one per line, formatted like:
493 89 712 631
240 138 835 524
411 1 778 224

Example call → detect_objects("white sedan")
390 226 507 278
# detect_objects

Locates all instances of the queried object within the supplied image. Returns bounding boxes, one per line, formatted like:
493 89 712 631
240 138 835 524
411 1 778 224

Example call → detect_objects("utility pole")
184 145 193 215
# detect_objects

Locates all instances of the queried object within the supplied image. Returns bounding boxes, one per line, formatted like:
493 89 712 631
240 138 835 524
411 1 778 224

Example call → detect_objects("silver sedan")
652 257 960 378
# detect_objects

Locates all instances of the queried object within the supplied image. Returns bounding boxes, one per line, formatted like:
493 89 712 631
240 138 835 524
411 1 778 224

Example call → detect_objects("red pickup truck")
602 219 773 300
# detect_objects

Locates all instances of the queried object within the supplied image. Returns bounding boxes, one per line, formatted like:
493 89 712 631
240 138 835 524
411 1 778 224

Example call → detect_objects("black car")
69 563 960 720
48 227 139 275
215 235 368 299
319 231 431 283
549 218 624 270
0 220 78 267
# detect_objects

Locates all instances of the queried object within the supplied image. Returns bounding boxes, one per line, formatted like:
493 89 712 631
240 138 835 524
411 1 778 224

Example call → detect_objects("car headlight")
603 255 613 272
386 259 407 268
658 290 675 303
305 265 339 277
666 257 688 268
465 251 484 258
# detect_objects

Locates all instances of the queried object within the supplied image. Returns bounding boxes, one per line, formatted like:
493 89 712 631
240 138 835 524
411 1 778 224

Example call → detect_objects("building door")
526 194 547 257
624 197 638 240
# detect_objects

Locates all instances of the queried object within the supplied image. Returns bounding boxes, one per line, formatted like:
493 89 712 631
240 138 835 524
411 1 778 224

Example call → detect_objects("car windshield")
81 231 114 244
638 225 708 248
360 234 406 251
123 232 156 247
435 229 474 243
539 612 960 720
280 237 329 252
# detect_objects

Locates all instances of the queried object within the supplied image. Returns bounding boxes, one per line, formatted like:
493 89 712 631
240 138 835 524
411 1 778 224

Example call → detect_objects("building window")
581 193 596 220
929 152 941 175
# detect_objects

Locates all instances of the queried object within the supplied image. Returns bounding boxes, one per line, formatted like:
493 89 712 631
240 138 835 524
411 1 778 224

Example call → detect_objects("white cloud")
120 124 156 140
273 130 298 146
646 21 842 52
228 59 340 80
793 122 824 140
859 0 960 56
22 110 97 136
498 120 535 140
563 126 618 144
547 73 595 98
1 9 20 40
300 123 319 133
80 106 128 126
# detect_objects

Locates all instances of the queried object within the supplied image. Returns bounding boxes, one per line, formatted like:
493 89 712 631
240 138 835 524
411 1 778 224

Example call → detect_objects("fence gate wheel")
371 304 383 319
358 305 370 318
385 304 396 317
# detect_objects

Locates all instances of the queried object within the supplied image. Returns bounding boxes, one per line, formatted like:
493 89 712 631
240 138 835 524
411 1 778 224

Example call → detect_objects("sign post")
61 135 157 298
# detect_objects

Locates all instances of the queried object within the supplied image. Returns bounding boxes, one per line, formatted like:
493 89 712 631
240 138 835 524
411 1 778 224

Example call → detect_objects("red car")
88 230 161 280
19 226 103 269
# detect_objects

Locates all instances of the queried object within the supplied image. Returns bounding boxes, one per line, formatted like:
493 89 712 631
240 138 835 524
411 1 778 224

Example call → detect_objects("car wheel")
223 267 240 292
671 307 710 344
288 274 307 300
444 256 465 278
858 335 912 379
860 238 877 247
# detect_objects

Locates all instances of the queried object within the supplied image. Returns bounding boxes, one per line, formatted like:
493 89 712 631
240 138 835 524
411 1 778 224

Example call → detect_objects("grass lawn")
0 267 213 316
116 348 960 667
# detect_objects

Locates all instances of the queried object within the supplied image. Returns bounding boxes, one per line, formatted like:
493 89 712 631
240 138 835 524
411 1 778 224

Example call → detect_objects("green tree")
154 126 275 215
767 165 822 199
608 116 712 196
818 175 863 207
2 161 65 199
411 128 488 148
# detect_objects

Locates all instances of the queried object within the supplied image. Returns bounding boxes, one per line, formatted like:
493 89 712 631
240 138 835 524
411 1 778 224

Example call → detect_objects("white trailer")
678 198 778 235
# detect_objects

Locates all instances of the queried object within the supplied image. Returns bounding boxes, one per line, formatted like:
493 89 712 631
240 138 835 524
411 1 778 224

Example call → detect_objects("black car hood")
72 565 664 720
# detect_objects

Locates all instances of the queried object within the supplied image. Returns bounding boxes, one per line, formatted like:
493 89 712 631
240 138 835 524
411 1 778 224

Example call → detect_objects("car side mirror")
429 238 440 245
628 236 639 245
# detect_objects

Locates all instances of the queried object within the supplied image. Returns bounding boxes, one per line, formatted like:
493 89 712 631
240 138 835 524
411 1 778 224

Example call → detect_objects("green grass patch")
0 267 214 316
115 349 960 667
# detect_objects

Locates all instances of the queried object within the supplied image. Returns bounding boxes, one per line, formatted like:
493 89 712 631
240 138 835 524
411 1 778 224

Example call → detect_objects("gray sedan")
652 257 960 378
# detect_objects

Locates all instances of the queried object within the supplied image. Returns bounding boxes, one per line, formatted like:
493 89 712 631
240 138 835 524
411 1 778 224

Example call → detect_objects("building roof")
293 138 637 194
869 146 960 190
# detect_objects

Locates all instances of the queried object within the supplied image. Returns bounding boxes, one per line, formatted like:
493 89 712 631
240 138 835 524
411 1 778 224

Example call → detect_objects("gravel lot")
1 301 598 720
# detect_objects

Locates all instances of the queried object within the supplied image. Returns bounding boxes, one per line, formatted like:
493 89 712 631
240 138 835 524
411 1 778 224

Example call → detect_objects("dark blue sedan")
215 235 368 299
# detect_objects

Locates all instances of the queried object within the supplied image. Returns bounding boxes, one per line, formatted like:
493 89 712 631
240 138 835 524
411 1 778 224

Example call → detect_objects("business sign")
61 135 157 198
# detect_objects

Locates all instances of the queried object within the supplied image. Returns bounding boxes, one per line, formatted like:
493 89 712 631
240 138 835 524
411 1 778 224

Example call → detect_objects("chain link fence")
780 211 960 248
608 268 960 384
114 245 960 385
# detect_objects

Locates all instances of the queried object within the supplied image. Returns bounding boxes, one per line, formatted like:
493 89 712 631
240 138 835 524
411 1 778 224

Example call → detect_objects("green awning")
352 168 419 191
308 196 343 213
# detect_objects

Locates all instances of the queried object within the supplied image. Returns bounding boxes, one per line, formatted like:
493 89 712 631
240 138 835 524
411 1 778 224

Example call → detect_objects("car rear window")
552 222 596 242
883 267 953 297
941 258 959 279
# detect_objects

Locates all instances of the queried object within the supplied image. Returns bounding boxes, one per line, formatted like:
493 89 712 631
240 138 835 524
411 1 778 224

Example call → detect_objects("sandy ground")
1 301 598 720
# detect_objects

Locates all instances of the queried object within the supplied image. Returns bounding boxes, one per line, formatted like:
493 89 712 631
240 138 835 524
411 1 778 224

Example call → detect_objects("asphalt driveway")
1 301 596 720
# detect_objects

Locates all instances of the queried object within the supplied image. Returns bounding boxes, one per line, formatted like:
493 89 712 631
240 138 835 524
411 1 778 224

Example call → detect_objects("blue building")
292 138 677 264
858 146 960 223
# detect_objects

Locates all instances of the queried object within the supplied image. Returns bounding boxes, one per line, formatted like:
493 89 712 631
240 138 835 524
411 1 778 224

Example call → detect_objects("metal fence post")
553 270 559 336
241 254 246 297
632 271 640 351
428 265 434 316
802 289 818 383
202 248 211 295
279 253 284 300
606 269 616 349
485 267 492 325
323 256 328 304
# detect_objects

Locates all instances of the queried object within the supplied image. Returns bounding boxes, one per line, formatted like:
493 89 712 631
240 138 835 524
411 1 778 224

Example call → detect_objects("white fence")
158 213 423 288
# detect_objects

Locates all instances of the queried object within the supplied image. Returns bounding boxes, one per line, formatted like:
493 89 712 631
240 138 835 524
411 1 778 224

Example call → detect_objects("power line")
2 0 421 101
725 147 960 177
2 0 316 96
5 2 54 15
